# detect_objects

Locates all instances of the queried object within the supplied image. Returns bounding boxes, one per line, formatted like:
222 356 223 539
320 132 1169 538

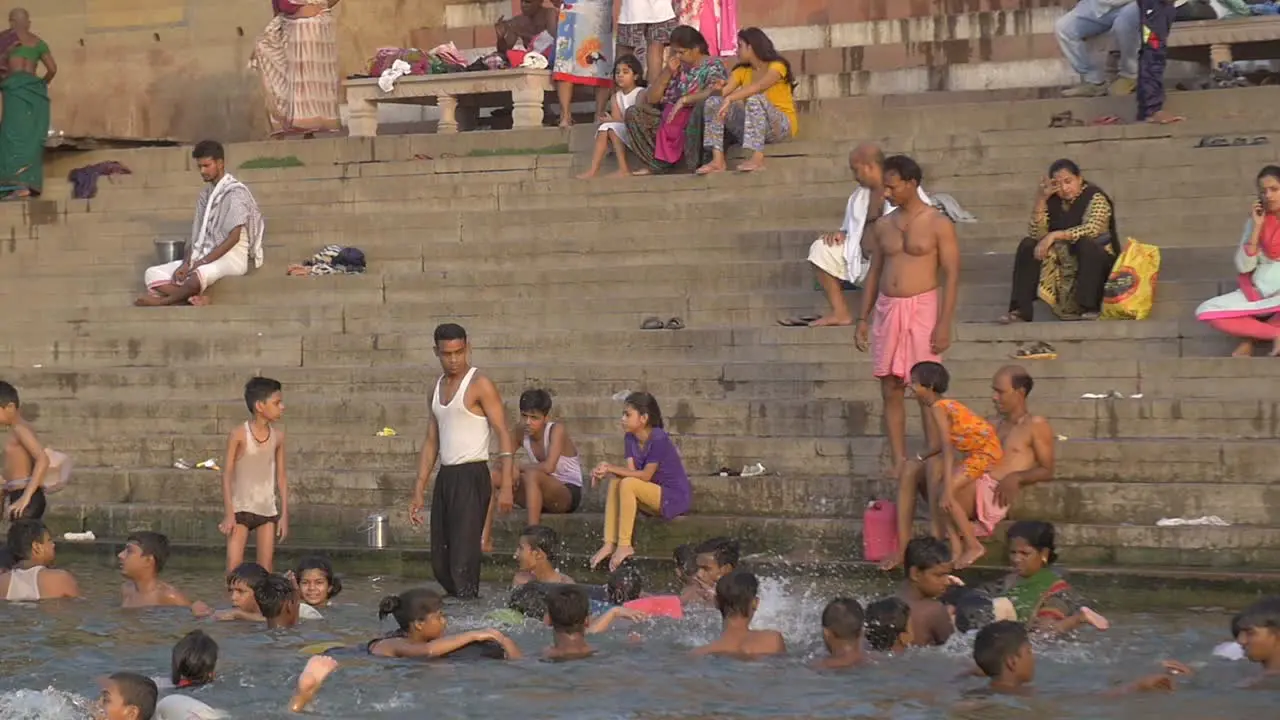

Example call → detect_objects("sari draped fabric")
1196 215 1280 321
1037 183 1119 317
251 0 341 135
0 71 50 197
989 569 1082 625
553 0 615 88
623 57 727 173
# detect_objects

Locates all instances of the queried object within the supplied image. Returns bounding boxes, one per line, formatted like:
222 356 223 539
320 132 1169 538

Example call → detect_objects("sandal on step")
665 317 685 330
778 315 820 327
997 312 1027 325
1012 341 1058 360
640 316 665 330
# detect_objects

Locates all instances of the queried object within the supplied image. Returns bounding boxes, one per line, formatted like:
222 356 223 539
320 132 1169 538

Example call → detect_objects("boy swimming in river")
368 587 522 660
119 532 211 616
255 573 301 629
864 597 914 653
894 537 956 646
813 598 867 670
512 524 574 587
214 562 267 621
0 518 79 601
97 672 158 720
543 584 646 660
693 571 786 659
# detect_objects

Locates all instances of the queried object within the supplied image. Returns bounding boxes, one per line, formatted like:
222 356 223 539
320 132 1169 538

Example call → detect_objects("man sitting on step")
1056 0 1141 98
135 140 264 307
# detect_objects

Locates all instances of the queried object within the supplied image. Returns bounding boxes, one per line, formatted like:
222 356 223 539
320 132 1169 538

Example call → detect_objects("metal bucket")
154 238 186 265
362 512 389 549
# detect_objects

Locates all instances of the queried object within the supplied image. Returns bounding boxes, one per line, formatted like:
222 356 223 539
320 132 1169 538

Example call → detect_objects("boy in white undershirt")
219 376 289 572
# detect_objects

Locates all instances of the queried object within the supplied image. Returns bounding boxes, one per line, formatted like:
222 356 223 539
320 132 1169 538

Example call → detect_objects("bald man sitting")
981 365 1057 533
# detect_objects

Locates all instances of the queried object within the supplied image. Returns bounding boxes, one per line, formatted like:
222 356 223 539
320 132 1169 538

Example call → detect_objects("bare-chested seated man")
135 140 264 307
855 155 959 480
496 0 558 55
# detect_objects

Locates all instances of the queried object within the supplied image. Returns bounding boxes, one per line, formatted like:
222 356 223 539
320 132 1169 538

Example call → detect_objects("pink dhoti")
871 289 941 379
973 473 1008 537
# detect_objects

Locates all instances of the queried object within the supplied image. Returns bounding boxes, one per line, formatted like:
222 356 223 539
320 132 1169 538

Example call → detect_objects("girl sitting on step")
589 392 692 571
577 55 646 179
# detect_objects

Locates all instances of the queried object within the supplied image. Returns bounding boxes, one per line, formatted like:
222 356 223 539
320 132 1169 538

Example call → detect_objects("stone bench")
1170 16 1280 66
344 68 553 136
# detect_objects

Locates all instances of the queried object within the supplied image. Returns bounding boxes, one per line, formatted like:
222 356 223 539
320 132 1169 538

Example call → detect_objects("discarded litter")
1080 391 1125 399
375 427 398 437
62 531 96 542
740 463 766 478
196 458 221 471
1155 515 1230 527
174 459 193 470
1056 434 1070 441
1130 393 1143 399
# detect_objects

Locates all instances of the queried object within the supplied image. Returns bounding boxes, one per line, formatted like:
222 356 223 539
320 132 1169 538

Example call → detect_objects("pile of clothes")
67 161 131 199
286 245 367 276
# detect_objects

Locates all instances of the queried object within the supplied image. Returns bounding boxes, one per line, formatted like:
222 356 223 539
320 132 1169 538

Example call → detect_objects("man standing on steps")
1136 0 1183 124
410 323 516 599
855 155 960 480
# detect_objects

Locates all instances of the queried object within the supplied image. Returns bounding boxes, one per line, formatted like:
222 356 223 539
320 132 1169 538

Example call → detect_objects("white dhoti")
144 241 251 294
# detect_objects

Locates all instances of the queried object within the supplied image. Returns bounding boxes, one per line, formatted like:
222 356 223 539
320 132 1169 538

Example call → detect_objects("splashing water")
0 688 93 720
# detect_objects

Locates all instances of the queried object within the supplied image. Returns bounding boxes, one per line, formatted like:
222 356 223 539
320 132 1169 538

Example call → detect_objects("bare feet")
955 544 986 570
290 655 339 711
1079 606 1110 631
188 295 211 306
607 170 630 179
808 314 854 327
134 294 167 307
997 312 1027 325
883 457 906 481
559 120 574 129
576 170 598 180
736 161 765 173
590 544 615 570
631 169 653 176
695 161 726 176
1232 340 1255 357
609 545 635 571
481 533 494 553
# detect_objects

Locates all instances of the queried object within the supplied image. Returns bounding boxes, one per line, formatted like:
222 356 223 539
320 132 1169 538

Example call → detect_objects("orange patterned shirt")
936 399 1004 480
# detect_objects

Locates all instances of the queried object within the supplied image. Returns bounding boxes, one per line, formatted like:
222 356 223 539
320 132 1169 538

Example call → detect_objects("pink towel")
871 289 940 379
714 0 738 58
655 105 692 164
973 474 1008 537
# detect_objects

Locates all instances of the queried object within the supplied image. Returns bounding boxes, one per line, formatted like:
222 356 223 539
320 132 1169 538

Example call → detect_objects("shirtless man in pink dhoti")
982 365 1057 532
855 155 959 480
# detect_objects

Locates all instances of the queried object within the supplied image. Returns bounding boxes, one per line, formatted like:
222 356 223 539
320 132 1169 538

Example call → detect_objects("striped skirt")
251 11 341 135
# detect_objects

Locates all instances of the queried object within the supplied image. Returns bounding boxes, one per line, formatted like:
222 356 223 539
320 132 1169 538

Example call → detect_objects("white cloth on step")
378 59 412 92
839 185 932 286
1155 515 1230 527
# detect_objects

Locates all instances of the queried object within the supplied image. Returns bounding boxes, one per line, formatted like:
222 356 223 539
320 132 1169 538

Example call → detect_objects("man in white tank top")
409 323 517 599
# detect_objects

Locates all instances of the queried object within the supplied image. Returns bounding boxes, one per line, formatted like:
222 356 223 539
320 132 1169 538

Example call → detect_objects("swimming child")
215 562 268 621
219 376 289 572
607 561 645 605
576 55 646 179
906 361 1004 569
982 521 1109 636
254 572 301 629
118 532 212 616
689 536 740 603
590 392 692 571
864 597 914 653
367 587 522 660
512 524 575 587
294 555 342 620
813 598 867 670
543 584 646 660
941 586 1002 634
97 672 158 720
693 571 787 658
894 537 955 647
0 380 70 519
154 630 222 720
0 518 78 601
1229 596 1280 684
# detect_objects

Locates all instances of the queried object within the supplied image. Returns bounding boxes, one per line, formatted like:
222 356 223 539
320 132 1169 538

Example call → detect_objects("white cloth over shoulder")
189 173 265 268
839 185 932 286
154 694 226 720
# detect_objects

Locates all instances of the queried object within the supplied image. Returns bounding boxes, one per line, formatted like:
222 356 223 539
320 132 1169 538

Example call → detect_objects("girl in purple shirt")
590 392 693 571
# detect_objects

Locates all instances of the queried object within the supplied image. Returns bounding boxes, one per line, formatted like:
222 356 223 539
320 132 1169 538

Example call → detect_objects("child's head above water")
171 629 218 687
6 518 53 567
516 524 559 571
904 536 953 598
941 586 997 633
254 573 301 627
294 555 343 606
672 544 697 585
821 598 865 649
509 582 550 618
1235 595 1280 665
545 584 591 635
226 562 269 612
607 561 645 605
864 597 913 652
98 672 158 720
714 570 759 621
518 388 554 436
0 380 20 425
622 392 664 433
379 587 446 639
974 620 1035 685
694 537 740 589
908 361 950 403
117 532 170 580
1006 520 1058 578
613 54 646 90
243 376 284 421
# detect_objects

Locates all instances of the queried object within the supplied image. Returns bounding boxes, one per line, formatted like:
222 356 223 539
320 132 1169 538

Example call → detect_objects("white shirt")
619 0 677 25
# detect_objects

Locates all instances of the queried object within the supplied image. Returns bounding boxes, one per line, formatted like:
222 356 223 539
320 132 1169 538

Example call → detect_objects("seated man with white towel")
135 140 264 307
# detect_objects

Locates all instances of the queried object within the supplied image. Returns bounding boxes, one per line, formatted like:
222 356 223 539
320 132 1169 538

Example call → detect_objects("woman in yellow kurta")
697 27 796 174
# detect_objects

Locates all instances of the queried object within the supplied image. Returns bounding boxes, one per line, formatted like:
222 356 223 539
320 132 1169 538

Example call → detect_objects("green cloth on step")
0 72 49 197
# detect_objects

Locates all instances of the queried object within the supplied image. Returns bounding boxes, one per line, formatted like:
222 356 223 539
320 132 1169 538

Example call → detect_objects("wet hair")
108 672 158 720
253 573 299 620
864 597 911 651
226 561 269 591
694 537 740 569
1231 610 1244 640
126 531 171 573
822 598 865 640
613 54 647 88
624 391 664 429
6 519 48 563
672 544 698 579
909 361 950 395
1006 520 1059 565
378 587 444 631
520 525 559 565
1258 165 1280 184
714 570 759 619
668 25 710 54
0 380 18 407
519 388 553 415
294 555 343 600
508 582 550 618
1048 158 1081 178
171 630 218 687
904 536 952 577
545 584 591 633
433 323 467 345
1236 596 1280 634
882 154 923 185
243 376 282 415
974 620 1029 677
607 561 644 604
192 140 225 162
735 27 796 91
953 594 997 634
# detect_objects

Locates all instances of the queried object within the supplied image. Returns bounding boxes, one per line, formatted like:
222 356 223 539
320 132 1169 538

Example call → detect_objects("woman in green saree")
983 520 1110 636
0 9 56 200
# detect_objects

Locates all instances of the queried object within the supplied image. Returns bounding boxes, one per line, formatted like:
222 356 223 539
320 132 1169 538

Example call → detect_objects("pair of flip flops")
1049 111 1126 128
1195 135 1270 148
778 315 820 327
1012 342 1058 360
641 317 684 330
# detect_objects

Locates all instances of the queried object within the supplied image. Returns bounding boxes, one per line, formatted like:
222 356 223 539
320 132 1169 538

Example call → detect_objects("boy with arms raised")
0 518 78 601
219 376 289 572
693 571 786 659
119 531 211 615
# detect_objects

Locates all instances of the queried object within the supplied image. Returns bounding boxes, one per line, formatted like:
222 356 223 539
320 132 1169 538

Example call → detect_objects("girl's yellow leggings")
602 476 663 547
